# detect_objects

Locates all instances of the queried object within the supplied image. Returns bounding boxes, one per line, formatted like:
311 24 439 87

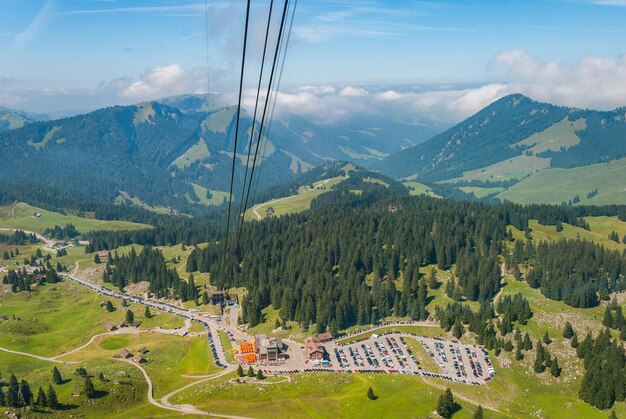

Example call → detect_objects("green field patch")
171 138 210 170
459 186 505 198
498 157 626 205
0 202 151 234
189 183 229 206
203 107 236 133
245 176 347 221
100 334 134 350
28 125 61 150
174 372 487 418
516 218 626 252
513 116 584 153
403 181 441 198
444 154 550 183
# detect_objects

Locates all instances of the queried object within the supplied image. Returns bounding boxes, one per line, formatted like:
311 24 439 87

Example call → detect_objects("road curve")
0 346 79 365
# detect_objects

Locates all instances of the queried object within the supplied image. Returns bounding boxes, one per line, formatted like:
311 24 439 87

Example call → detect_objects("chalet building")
255 334 284 362
317 332 333 343
99 301 110 308
97 251 109 260
210 290 236 305
0 315 8 321
304 336 325 361
134 355 146 363
104 323 117 332
131 321 141 328
138 347 150 355
119 349 133 359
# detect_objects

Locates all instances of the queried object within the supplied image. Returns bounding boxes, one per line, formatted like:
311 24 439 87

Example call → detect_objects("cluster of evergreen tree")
43 223 79 240
104 247 197 300
187 197 523 331
496 293 532 325
532 340 561 377
0 374 57 410
525 240 626 308
2 266 61 292
2 247 19 261
602 301 626 340
577 329 626 409
0 230 38 245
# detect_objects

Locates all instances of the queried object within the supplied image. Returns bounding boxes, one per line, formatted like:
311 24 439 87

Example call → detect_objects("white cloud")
14 0 55 47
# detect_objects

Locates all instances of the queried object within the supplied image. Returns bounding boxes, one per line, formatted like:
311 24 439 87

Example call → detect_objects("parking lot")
301 333 495 385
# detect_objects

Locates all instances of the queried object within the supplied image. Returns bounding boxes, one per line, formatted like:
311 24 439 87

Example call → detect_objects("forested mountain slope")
376 94 626 204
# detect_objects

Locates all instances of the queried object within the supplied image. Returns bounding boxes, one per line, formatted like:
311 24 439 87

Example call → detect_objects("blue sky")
2 0 626 121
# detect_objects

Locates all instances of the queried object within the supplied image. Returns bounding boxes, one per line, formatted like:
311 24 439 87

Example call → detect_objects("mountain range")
1 93 625 211
0 95 445 212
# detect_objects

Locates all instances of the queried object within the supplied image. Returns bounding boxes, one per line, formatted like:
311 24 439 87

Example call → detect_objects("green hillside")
0 202 151 234
498 158 626 205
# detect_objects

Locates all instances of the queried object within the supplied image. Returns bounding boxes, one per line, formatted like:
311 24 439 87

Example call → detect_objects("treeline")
525 240 626 308
0 230 38 245
2 267 61 292
104 247 198 301
43 223 79 240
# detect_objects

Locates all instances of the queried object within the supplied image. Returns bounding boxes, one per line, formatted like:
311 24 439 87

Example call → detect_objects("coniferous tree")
550 356 561 377
247 366 255 377
367 386 376 400
144 306 152 318
256 369 265 380
106 300 114 312
125 309 134 324
84 376 96 399
436 388 456 419
94 253 101 264
52 366 63 384
563 321 574 339
18 379 32 406
473 405 484 419
571 332 579 348
35 386 47 408
543 331 551 345
0 387 5 407
534 342 546 373
515 344 523 361
603 306 614 328
523 333 533 351
46 385 59 409
237 364 244 377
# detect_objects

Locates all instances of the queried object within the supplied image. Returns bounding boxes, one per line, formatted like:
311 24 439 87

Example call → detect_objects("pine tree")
106 300 114 312
84 376 96 399
247 366 255 377
237 364 244 377
473 405 484 419
367 386 376 400
563 321 574 339
550 356 561 377
52 366 63 384
534 342 545 373
125 309 134 324
523 333 533 351
436 388 456 418
35 386 47 408
515 344 523 361
46 385 59 409
603 306 614 328
94 253 101 264
452 318 464 339
202 292 209 305
542 330 551 345
571 332 579 348
144 306 152 318
256 369 265 380
18 379 32 406
98 372 106 381
0 387 5 407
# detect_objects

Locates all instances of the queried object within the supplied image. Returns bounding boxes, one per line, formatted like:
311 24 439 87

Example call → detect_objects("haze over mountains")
0 93 624 211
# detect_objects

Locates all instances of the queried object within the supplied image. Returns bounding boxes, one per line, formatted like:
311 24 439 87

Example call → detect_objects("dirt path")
115 358 205 415
0 345 79 365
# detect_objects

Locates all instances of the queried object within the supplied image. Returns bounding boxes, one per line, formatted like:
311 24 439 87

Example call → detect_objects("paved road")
60 271 235 369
